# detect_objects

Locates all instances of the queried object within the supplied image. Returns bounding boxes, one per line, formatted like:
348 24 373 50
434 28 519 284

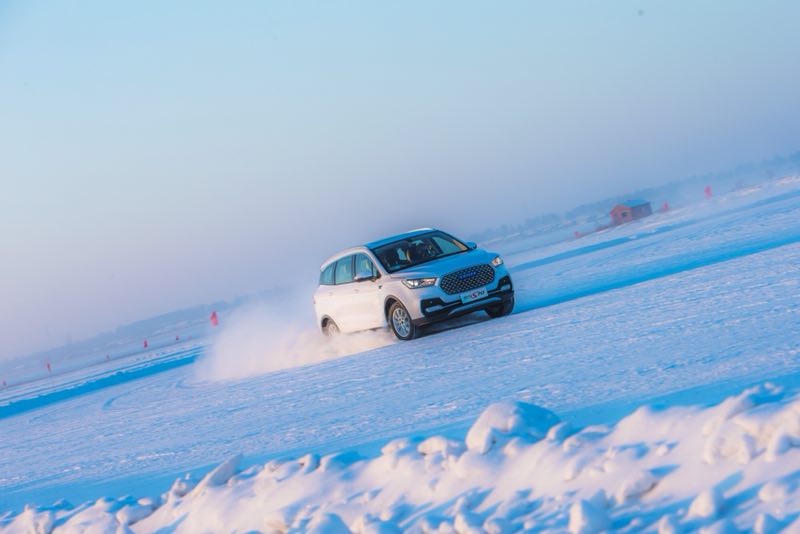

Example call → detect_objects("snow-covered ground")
8 385 800 533
1 177 800 532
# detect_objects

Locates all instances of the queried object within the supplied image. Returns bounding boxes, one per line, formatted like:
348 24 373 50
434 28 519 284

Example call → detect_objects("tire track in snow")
513 231 800 312
0 347 203 420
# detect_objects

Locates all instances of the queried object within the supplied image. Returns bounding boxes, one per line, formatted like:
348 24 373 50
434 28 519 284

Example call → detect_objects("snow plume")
195 301 394 381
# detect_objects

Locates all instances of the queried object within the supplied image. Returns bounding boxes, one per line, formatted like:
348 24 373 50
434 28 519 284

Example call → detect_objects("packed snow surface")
1 177 800 531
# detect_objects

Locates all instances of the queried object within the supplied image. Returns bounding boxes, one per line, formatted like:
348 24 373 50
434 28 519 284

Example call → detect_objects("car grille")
440 264 495 295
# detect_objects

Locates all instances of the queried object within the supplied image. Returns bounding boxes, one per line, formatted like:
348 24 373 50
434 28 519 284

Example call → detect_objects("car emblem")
458 270 477 280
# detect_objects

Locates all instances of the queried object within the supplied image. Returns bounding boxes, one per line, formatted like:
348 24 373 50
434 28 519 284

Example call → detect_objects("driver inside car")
407 241 435 263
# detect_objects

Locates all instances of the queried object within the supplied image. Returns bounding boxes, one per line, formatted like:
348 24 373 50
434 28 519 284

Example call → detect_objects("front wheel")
389 301 419 341
486 296 514 318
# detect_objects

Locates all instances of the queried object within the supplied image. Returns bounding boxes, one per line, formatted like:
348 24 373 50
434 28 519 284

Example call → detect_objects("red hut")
610 200 652 225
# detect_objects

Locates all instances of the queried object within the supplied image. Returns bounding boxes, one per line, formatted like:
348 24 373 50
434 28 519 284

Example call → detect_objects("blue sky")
2 1 799 359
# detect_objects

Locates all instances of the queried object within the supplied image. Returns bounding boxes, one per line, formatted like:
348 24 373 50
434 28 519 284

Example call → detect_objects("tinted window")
334 255 354 284
319 263 335 285
371 231 469 273
354 253 378 278
433 235 463 255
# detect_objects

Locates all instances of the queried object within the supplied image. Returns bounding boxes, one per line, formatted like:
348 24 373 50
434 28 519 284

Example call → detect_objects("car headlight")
402 277 437 289
491 255 504 267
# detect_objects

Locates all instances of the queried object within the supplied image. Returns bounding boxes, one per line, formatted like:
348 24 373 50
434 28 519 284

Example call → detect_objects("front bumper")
412 275 514 327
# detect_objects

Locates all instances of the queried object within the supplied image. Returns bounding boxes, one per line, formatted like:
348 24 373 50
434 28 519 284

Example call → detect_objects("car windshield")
371 231 469 273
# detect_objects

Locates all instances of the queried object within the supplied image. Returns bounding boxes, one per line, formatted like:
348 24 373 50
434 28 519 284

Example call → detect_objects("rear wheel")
486 296 514 318
323 319 340 336
389 301 418 341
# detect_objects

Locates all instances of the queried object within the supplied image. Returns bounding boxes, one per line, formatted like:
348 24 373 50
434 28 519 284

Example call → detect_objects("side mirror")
466 241 477 250
354 270 375 282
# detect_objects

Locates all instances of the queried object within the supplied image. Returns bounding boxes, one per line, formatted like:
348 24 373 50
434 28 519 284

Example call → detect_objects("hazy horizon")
3 1 800 360
6 149 795 363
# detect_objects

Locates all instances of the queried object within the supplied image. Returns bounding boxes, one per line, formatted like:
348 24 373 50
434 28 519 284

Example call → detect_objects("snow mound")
465 401 560 454
5 385 800 532
568 499 610 534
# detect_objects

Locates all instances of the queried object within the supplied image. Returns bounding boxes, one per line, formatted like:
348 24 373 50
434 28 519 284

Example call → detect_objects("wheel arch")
383 295 402 321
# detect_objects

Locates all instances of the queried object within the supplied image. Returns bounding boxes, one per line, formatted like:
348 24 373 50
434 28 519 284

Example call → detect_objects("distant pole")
45 361 54 389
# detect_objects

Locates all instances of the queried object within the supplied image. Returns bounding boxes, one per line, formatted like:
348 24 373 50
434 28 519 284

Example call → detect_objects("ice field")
2 178 800 532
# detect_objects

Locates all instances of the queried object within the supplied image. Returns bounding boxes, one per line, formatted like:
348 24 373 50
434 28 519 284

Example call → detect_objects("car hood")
388 249 497 279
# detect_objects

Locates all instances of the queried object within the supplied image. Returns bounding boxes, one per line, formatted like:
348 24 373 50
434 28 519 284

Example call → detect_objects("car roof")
320 246 369 269
364 228 436 249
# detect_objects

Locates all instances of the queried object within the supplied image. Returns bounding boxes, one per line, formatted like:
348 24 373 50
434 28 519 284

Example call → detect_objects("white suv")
313 228 514 340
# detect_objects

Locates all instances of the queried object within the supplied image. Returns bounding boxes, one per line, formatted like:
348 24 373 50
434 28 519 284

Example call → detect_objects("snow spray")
195 300 394 382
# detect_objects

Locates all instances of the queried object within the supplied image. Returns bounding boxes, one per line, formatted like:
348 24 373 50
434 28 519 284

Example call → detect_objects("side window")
334 255 354 285
319 263 335 286
354 253 378 277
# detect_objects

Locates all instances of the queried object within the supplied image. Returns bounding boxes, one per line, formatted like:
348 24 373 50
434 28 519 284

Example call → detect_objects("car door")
314 262 337 328
350 253 384 330
331 255 357 332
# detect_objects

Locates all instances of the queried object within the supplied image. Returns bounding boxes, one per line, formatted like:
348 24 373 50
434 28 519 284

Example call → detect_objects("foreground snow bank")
5 384 800 533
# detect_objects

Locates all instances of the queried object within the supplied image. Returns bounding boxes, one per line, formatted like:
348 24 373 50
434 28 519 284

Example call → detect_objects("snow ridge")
4 384 800 533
